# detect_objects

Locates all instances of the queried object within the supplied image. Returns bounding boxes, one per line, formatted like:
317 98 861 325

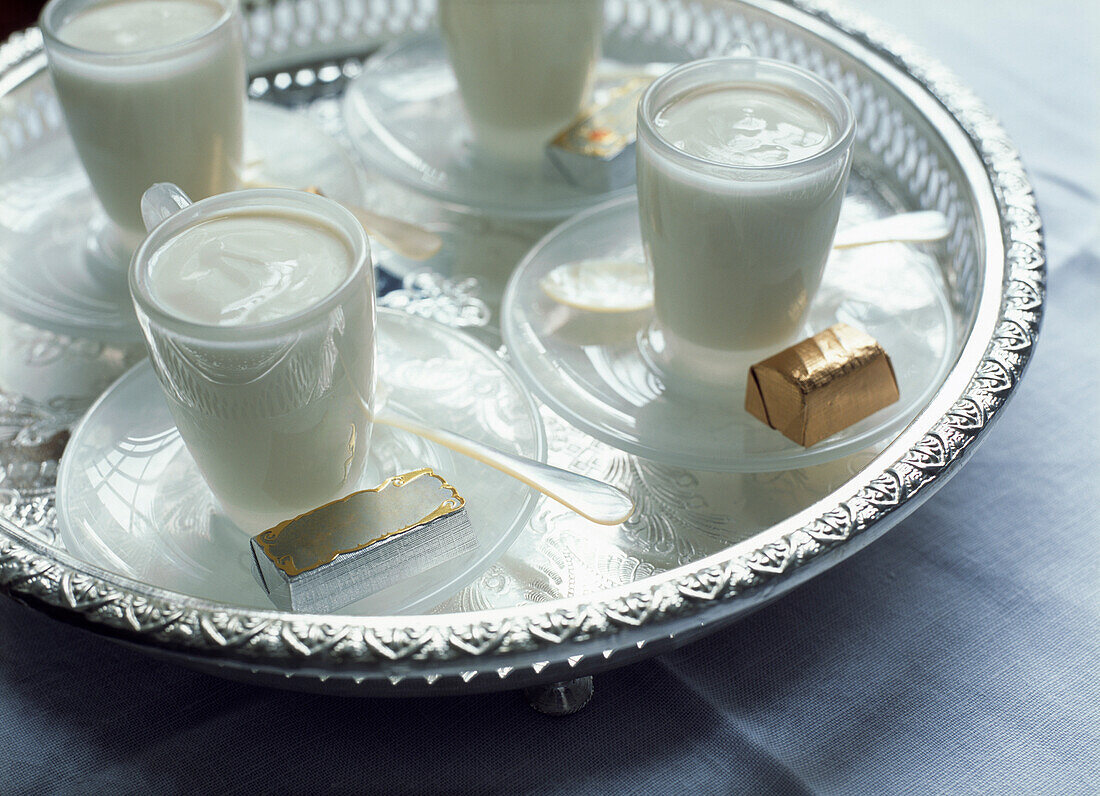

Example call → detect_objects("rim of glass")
129 188 372 343
637 56 857 175
39 0 237 62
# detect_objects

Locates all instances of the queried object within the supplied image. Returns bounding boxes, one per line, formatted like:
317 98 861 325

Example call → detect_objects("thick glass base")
84 213 141 287
638 320 810 394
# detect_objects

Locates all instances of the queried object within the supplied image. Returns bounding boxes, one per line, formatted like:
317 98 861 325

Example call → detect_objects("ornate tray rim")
0 0 1044 692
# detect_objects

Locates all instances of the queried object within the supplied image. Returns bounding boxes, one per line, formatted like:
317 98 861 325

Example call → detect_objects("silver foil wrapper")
250 468 476 613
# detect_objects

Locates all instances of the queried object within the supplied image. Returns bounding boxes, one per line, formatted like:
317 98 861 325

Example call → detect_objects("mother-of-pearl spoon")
540 210 950 313
374 402 635 526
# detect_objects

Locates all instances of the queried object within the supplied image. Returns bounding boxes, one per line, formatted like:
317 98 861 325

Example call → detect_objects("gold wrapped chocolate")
745 323 900 447
546 76 654 192
250 468 475 612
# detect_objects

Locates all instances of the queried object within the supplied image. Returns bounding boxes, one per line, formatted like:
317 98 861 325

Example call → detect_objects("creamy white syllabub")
57 0 222 51
438 0 603 164
146 211 354 326
637 68 853 355
46 0 244 234
652 83 836 167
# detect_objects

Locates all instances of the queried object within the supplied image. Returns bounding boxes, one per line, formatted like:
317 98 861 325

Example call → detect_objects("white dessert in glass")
636 58 855 371
438 0 603 166
131 187 376 533
40 0 245 244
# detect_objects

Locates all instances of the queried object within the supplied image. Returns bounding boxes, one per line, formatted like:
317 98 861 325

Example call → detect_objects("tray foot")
523 676 594 716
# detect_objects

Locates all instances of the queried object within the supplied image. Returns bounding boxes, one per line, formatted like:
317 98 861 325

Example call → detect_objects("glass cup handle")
141 183 193 233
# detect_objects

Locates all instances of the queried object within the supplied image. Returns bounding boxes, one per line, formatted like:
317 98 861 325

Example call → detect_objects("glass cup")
39 0 246 271
636 57 856 379
131 184 376 534
438 0 603 166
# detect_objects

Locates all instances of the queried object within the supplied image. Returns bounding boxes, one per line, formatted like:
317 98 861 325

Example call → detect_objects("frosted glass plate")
57 308 545 614
0 101 364 344
342 31 686 220
501 194 956 472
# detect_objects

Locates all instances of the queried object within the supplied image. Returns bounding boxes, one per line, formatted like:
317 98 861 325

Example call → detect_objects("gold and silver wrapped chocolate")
547 76 654 192
251 469 475 612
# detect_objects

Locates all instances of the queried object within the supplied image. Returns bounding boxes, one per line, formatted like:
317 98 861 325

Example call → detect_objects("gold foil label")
252 468 465 577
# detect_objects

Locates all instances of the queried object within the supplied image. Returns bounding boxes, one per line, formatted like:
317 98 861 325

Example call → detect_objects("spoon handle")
241 180 443 261
346 205 443 261
832 210 949 249
305 187 443 261
376 409 635 526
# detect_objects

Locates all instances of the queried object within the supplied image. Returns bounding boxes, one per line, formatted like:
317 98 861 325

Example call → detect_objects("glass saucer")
0 101 364 345
57 309 545 615
342 31 685 220
501 195 956 472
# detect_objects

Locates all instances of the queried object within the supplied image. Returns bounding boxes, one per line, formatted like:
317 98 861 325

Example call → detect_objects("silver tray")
0 0 1044 698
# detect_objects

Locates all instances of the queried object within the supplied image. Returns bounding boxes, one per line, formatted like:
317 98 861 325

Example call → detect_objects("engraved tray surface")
0 0 1043 695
